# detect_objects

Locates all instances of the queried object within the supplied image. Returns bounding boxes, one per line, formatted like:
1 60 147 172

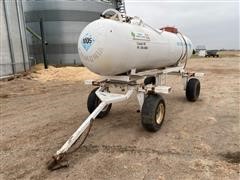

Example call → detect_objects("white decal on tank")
131 32 150 41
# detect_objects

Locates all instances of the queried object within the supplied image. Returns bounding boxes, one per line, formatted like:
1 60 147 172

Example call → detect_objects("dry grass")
29 63 100 82
218 50 240 58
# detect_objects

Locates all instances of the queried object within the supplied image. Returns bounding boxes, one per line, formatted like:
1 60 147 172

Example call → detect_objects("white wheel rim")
102 105 109 112
156 103 164 124
99 88 110 112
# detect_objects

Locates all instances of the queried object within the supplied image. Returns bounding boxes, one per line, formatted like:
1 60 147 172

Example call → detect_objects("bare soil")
0 57 239 180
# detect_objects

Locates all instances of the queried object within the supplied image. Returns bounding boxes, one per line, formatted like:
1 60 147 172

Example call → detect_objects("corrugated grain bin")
0 0 29 77
23 0 125 65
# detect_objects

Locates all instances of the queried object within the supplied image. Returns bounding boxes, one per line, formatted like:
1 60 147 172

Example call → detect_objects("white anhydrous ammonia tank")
78 18 193 76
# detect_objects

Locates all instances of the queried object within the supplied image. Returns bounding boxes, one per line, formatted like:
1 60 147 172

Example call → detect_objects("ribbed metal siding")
23 0 120 65
0 0 29 77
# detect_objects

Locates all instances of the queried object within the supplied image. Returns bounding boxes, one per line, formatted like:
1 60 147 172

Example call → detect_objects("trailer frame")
47 65 204 170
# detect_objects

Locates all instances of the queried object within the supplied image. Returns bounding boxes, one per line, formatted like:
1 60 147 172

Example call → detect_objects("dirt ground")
0 56 239 179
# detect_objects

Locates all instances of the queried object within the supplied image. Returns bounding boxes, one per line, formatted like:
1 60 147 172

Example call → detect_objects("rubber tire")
87 87 112 118
144 76 156 85
141 94 166 132
186 78 200 102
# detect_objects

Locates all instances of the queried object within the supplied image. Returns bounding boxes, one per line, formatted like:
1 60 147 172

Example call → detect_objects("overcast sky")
125 0 239 50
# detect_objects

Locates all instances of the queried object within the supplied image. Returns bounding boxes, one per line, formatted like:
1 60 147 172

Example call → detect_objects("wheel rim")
101 88 110 112
96 98 108 112
156 103 164 124
102 104 109 112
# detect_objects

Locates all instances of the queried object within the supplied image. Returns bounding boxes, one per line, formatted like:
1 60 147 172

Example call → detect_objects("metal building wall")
0 0 29 77
23 0 123 66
